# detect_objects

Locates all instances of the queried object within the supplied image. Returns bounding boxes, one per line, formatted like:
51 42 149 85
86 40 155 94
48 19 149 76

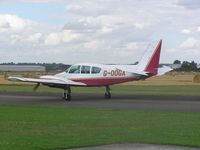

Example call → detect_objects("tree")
173 60 181 64
180 61 198 72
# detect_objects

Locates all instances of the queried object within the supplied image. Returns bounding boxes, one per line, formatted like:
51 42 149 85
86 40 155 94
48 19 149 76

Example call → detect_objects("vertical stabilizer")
137 40 162 75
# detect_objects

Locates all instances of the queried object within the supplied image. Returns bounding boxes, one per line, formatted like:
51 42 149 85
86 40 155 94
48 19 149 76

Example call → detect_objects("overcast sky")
0 0 200 64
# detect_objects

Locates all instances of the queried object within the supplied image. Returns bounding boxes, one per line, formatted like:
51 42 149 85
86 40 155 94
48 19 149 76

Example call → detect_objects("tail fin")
137 40 162 75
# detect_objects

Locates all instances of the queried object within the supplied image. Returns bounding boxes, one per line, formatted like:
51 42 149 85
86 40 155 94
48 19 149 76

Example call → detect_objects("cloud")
125 42 138 50
63 19 100 33
1 1 200 63
84 40 100 49
0 14 33 33
197 26 200 32
101 26 113 33
62 30 81 42
181 29 191 34
165 37 200 63
10 34 22 43
63 14 127 35
0 14 44 47
0 19 9 28
26 33 42 43
1 0 66 3
65 1 112 16
134 23 145 29
66 5 83 12
44 30 81 46
44 32 62 46
179 37 199 49
166 48 177 53
177 0 200 9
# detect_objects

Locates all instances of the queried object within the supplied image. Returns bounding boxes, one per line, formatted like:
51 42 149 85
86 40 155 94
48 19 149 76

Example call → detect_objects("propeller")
33 83 40 91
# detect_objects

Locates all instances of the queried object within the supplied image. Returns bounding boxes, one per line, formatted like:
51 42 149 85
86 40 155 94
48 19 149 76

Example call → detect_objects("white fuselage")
54 63 145 86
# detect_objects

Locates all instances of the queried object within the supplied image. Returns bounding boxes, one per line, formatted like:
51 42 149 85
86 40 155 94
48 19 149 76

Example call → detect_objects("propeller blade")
33 83 40 91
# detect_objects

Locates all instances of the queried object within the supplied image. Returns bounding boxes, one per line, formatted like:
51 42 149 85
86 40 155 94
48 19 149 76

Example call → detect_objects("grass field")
0 105 200 150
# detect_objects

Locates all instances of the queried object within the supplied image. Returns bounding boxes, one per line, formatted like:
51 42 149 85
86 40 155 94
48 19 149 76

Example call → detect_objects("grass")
0 84 200 96
0 74 200 150
0 105 200 150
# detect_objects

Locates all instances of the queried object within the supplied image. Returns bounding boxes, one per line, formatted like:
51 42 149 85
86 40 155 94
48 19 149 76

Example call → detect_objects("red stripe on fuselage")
71 77 139 86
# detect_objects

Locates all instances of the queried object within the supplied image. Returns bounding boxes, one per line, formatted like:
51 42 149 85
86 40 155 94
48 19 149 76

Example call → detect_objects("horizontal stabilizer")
157 66 173 76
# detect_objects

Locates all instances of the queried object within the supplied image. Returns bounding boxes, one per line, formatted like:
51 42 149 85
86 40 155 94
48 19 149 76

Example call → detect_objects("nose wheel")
105 85 111 99
63 87 71 101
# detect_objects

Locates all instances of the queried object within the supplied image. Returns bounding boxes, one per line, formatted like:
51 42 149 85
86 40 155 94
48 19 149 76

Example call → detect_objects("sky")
0 0 200 64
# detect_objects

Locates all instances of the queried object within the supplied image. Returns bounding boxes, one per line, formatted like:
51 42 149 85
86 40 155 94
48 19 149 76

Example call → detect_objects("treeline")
173 60 200 72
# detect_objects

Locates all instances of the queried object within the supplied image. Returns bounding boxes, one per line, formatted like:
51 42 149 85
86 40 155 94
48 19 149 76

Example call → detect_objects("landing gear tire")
104 92 111 99
63 92 66 100
66 93 71 101
63 94 71 101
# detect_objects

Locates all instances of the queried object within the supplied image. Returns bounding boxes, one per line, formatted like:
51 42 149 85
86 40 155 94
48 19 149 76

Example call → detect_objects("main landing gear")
63 86 71 101
105 85 111 99
62 86 112 101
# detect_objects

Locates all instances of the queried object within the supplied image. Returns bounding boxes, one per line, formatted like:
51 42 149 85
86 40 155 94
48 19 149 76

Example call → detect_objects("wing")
8 76 86 86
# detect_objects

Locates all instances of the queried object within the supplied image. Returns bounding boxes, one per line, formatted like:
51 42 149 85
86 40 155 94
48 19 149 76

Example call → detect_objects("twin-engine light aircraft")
8 40 172 101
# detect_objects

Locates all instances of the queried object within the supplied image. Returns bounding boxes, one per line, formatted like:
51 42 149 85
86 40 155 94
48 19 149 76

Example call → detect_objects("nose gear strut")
63 86 71 101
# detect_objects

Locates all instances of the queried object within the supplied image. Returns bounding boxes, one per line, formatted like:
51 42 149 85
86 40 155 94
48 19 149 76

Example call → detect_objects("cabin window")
69 65 81 74
81 66 91 74
91 67 101 74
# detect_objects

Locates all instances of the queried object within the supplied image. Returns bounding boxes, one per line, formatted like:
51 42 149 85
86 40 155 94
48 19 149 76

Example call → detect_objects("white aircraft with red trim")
8 40 172 101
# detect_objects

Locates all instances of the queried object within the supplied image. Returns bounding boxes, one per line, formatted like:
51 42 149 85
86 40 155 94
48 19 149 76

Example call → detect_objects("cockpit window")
69 65 81 74
91 67 101 74
81 66 90 74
